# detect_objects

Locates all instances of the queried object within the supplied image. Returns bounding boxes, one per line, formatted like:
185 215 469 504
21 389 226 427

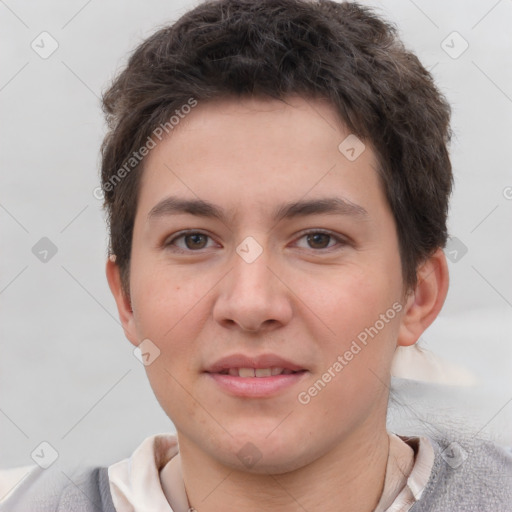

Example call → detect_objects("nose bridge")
231 237 275 302
212 235 293 332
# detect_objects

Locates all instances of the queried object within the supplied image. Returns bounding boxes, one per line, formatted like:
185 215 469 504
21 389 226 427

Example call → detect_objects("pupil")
186 234 207 249
307 233 330 249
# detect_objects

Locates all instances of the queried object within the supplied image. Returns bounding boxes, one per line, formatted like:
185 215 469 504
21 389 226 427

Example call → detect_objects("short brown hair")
100 0 452 295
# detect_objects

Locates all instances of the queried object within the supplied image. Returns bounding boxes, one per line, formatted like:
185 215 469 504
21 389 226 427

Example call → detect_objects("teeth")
223 367 296 377
255 368 272 377
238 368 255 378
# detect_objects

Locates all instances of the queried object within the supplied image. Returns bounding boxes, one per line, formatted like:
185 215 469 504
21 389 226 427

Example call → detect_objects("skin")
107 95 449 511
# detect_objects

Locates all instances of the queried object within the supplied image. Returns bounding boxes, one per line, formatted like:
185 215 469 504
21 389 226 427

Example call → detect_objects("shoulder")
0 464 115 512
411 434 512 511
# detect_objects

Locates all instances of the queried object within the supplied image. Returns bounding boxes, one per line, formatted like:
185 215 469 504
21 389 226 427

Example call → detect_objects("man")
4 0 511 510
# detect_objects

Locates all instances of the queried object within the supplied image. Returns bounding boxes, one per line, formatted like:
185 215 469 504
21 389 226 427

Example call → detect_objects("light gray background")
1 0 511 473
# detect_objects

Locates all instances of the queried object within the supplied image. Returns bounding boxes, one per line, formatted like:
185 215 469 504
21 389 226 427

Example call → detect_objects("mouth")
216 367 303 377
205 353 305 374
204 354 308 398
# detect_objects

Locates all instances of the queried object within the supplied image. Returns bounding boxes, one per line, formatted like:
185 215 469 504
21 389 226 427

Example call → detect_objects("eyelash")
163 229 348 253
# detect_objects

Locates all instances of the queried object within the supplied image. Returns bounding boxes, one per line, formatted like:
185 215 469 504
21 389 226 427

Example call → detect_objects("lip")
207 372 307 398
204 353 308 398
204 353 305 374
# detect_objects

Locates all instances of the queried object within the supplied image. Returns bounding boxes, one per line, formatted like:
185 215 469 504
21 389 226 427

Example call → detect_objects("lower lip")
207 371 308 398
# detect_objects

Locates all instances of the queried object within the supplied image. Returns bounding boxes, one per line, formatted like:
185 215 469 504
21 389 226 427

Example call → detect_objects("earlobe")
397 248 449 347
106 258 138 346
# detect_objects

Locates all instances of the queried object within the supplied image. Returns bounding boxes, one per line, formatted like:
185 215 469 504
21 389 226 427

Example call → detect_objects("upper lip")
205 354 305 373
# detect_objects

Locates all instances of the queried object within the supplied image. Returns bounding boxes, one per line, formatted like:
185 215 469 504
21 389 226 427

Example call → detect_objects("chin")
212 427 315 475
222 445 313 475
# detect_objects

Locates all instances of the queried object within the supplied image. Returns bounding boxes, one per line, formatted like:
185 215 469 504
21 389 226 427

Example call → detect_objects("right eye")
164 231 219 252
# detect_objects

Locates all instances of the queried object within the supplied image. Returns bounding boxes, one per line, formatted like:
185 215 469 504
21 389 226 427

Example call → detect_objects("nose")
212 243 293 334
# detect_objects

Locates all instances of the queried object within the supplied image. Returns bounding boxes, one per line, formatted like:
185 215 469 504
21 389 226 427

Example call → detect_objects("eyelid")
291 229 349 250
163 229 220 251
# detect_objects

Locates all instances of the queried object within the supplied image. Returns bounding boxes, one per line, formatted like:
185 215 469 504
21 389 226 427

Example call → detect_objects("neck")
174 424 390 512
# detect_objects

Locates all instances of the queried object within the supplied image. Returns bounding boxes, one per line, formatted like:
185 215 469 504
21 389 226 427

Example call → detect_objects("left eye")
295 232 342 250
166 232 217 251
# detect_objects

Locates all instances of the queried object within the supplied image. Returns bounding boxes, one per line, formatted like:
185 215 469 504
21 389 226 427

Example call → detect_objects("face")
115 96 411 473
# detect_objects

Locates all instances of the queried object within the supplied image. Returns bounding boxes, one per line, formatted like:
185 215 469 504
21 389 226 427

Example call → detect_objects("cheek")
300 302 401 426
133 274 207 415
292 262 399 336
130 260 207 336
292 262 402 396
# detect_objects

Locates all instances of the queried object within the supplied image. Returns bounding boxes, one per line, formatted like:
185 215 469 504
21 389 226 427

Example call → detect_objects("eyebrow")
147 196 368 223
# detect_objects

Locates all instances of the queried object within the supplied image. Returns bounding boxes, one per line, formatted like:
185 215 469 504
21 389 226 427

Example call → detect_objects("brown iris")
184 233 208 249
306 233 331 249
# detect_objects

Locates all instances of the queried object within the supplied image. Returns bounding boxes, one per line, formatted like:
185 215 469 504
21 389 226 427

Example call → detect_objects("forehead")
138 95 386 220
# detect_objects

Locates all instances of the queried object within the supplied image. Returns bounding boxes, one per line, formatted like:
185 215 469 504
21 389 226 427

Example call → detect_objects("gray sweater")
2 435 512 511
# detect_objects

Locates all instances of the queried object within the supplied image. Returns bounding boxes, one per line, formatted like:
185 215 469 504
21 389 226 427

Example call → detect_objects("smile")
217 367 302 377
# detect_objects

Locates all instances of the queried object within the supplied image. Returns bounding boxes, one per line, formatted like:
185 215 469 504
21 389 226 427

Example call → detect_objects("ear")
106 256 138 347
397 248 449 347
